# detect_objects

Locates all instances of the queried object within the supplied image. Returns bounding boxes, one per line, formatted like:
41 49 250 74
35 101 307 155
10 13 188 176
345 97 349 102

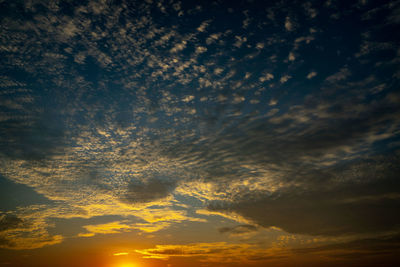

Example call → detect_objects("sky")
1 0 400 266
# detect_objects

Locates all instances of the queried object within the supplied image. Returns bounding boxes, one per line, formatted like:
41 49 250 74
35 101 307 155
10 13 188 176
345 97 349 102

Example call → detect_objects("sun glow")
116 263 139 267
113 252 129 256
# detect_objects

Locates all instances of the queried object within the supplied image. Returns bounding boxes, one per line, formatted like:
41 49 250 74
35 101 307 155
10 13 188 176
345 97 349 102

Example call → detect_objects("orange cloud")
78 221 131 237
135 242 289 263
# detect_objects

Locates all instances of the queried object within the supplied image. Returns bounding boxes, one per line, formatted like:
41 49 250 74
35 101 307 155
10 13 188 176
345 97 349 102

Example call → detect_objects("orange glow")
113 252 129 256
119 264 138 267
113 262 140 267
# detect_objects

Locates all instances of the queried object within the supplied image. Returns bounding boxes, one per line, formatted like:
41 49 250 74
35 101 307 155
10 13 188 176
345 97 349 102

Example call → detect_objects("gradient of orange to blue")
1 0 400 266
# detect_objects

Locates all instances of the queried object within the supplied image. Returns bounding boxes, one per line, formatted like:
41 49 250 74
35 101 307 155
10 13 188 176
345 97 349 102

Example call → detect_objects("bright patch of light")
118 263 138 267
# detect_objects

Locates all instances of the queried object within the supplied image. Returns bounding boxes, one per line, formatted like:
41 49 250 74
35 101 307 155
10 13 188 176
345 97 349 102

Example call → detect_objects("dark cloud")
288 235 400 267
218 224 258 235
292 234 400 267
292 234 400 256
0 214 23 232
151 83 400 237
0 175 52 211
0 112 66 161
208 154 400 236
0 236 13 247
159 87 400 185
123 174 177 204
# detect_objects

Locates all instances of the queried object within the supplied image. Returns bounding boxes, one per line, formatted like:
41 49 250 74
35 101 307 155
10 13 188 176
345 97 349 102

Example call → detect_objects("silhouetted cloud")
208 154 400 236
293 234 400 255
123 174 178 203
0 111 66 161
0 214 23 232
218 224 258 235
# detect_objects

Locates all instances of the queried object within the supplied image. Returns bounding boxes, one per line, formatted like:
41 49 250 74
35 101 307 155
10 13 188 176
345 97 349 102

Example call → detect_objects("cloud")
386 3 400 24
135 242 288 263
288 52 296 61
195 209 251 224
0 214 24 232
197 20 211 32
218 224 258 235
285 16 294 31
123 174 177 204
233 36 247 48
1 234 63 250
293 234 400 255
0 211 63 249
303 2 318 19
208 154 400 236
135 242 248 260
259 73 274 82
0 95 66 161
269 99 278 106
325 67 351 83
307 71 317 79
195 46 207 53
132 222 172 233
182 95 195 103
292 234 400 265
113 252 129 256
206 33 222 45
78 221 131 237
256 42 264 49
280 75 291 83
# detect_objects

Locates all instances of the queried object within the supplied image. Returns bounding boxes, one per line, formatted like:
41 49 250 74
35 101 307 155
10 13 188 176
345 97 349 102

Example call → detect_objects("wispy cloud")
135 242 289 263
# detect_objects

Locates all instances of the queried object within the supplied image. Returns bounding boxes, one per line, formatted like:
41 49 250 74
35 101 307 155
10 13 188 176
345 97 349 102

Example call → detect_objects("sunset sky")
1 0 400 266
